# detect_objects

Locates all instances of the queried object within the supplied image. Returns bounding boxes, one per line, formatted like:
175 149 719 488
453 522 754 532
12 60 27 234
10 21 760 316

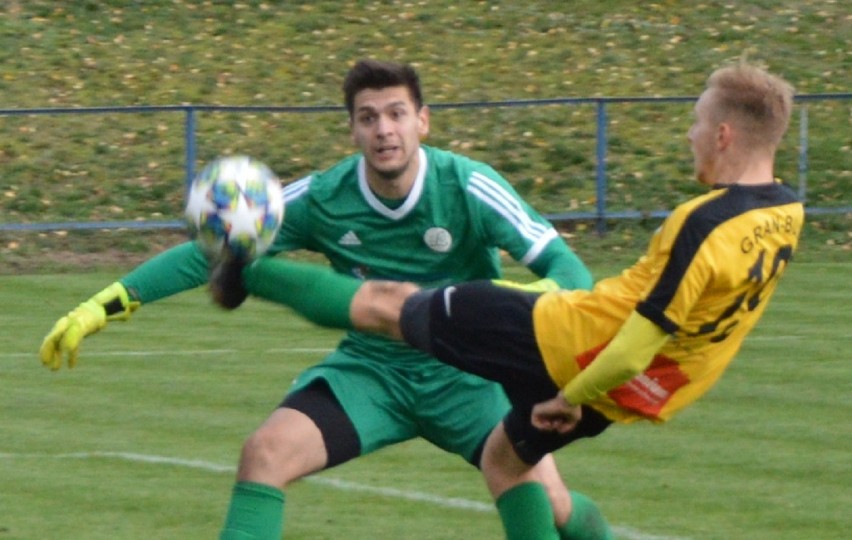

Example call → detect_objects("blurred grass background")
0 1 849 273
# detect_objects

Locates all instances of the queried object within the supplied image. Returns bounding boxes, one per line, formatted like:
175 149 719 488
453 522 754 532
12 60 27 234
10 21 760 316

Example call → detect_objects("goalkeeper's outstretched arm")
38 241 210 370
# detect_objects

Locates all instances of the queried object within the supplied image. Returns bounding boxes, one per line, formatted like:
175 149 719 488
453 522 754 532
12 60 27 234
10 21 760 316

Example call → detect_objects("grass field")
1 257 849 540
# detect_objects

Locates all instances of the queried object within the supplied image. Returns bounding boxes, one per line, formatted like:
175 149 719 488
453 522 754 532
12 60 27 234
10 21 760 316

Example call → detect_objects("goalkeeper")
40 59 612 540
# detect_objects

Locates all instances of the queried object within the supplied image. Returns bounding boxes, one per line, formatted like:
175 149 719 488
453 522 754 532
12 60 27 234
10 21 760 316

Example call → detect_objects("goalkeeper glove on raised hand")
39 282 140 371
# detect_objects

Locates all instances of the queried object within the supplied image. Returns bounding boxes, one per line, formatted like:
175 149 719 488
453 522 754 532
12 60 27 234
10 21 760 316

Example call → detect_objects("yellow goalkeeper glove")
491 277 561 293
39 282 140 371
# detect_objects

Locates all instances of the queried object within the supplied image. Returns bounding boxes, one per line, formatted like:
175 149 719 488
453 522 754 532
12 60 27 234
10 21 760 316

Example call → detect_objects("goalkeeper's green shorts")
286 345 510 465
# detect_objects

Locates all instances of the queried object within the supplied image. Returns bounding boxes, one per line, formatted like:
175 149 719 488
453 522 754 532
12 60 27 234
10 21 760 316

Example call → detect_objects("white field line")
5 334 835 361
1 347 335 359
6 343 689 539
0 451 689 540
740 335 802 341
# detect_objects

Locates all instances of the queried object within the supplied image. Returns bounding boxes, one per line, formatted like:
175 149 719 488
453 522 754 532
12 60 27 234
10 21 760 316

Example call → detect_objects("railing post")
595 100 608 235
184 106 197 193
798 105 808 202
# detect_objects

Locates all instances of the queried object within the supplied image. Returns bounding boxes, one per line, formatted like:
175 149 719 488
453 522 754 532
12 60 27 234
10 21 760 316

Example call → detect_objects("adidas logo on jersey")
338 230 362 246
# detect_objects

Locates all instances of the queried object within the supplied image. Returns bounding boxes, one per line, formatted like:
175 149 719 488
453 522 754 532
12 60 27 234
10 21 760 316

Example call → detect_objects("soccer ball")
184 155 284 261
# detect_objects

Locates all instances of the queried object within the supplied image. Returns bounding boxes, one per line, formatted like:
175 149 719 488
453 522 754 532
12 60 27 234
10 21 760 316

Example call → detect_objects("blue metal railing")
1 93 849 233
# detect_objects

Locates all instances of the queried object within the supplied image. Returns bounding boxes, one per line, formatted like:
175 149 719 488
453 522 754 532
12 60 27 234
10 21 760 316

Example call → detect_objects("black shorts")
400 280 611 464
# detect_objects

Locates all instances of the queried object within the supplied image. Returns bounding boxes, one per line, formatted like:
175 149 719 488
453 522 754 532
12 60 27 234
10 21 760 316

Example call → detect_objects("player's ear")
716 122 733 150
418 105 430 138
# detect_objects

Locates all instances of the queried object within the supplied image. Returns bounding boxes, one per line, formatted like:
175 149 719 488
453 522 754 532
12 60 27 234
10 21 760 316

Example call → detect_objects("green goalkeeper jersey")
271 144 590 365
119 145 590 367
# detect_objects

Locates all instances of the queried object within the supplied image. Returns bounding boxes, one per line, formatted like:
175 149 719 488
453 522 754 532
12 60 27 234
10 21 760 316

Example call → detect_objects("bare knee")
238 426 279 478
237 424 299 487
533 454 572 526
236 409 328 488
480 424 540 498
482 427 572 525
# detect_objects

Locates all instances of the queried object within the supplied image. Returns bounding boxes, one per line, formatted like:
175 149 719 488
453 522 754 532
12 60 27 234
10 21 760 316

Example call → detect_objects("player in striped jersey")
40 60 608 539
206 62 801 534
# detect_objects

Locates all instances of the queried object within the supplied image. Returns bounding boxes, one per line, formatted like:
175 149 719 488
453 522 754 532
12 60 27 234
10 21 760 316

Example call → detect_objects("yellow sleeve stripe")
562 311 669 405
491 277 560 293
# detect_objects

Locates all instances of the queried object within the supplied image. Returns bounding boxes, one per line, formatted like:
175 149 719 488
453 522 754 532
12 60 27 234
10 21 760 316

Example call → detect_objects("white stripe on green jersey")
273 145 561 281
282 175 311 203
467 171 551 241
466 171 558 265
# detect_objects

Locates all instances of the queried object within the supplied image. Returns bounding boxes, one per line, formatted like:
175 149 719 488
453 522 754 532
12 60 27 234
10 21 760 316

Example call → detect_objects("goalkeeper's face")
350 85 430 191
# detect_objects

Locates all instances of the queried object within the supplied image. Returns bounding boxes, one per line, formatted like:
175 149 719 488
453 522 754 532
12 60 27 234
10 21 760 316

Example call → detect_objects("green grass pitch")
1 260 849 539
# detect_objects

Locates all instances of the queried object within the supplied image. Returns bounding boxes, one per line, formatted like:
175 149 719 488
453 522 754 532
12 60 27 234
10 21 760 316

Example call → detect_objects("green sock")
244 257 361 329
558 491 614 540
219 481 285 540
496 482 560 540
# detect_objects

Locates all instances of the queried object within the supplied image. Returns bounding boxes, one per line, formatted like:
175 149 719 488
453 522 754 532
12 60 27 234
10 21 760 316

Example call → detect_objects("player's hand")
209 250 249 310
39 282 139 371
531 393 583 434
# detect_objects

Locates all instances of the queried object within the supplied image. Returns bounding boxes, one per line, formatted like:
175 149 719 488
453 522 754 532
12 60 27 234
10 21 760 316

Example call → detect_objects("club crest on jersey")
424 227 452 253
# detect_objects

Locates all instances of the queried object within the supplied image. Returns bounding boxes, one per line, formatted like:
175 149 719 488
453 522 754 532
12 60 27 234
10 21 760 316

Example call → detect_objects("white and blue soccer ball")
184 155 284 261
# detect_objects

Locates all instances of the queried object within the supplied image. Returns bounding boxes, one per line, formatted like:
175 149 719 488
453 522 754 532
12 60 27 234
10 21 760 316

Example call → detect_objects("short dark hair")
343 59 424 116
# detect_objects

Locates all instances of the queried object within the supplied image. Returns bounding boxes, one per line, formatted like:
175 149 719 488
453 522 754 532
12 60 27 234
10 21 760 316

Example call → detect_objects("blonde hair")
706 63 794 148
